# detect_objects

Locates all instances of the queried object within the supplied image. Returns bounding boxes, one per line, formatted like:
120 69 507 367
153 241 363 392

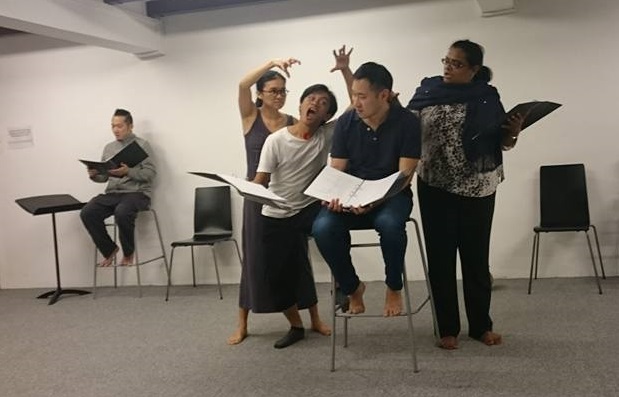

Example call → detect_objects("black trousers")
261 202 321 312
417 178 495 339
80 192 150 258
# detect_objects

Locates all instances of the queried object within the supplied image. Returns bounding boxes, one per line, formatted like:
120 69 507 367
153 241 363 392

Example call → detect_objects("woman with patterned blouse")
407 40 524 350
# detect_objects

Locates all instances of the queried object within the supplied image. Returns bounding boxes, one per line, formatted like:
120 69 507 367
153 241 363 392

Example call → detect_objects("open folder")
303 167 409 208
79 141 148 175
506 101 562 130
189 172 291 210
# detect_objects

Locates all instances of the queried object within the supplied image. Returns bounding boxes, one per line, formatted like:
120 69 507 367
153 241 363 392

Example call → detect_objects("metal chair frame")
528 164 606 294
93 208 168 298
329 217 438 372
165 186 242 301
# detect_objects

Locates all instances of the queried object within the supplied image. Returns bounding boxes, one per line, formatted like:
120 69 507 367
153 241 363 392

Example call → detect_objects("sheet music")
303 166 364 204
304 167 404 207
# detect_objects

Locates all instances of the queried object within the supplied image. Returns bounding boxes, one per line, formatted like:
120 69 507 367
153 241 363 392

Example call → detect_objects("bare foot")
311 320 332 336
98 247 119 267
383 287 403 317
347 282 366 314
438 336 459 350
480 331 502 346
121 252 135 266
227 328 248 345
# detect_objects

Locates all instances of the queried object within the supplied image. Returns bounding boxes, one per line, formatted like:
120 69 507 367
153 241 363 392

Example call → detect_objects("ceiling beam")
145 0 288 18
0 0 164 58
476 0 516 17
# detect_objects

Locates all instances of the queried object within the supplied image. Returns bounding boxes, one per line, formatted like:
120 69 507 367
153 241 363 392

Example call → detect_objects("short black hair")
353 62 393 92
113 108 133 125
300 84 338 120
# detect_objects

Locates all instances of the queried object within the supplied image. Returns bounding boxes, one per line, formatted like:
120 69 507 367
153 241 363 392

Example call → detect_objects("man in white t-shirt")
253 84 338 348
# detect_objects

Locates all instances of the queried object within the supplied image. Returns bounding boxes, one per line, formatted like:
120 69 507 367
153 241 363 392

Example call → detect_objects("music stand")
15 194 90 305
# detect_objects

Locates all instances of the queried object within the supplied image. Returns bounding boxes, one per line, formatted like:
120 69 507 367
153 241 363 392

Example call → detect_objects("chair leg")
190 246 196 287
232 239 243 266
212 245 223 300
411 218 439 342
330 275 337 372
591 225 606 279
150 209 169 276
165 247 176 301
585 231 603 295
93 246 98 299
135 244 142 298
113 223 118 289
534 232 541 280
528 232 539 294
402 261 419 373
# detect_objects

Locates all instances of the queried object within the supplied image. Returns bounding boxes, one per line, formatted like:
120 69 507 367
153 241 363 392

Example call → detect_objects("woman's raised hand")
331 45 353 73
272 58 301 78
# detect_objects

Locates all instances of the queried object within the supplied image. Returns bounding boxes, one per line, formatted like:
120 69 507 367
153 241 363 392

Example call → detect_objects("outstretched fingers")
274 58 301 77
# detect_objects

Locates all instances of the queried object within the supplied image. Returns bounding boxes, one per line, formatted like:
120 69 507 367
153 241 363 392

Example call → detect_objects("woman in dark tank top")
228 57 330 346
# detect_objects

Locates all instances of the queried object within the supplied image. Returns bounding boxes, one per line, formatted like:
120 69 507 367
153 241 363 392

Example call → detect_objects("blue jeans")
311 190 413 295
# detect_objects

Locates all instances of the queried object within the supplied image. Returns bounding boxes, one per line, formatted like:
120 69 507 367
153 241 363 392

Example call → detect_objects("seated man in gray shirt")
80 109 156 267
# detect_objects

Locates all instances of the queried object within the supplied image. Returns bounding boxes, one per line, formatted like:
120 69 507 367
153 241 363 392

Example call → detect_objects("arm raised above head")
239 58 301 124
330 45 354 106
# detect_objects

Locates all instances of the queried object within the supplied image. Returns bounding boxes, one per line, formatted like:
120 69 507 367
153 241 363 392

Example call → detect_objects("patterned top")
416 103 503 197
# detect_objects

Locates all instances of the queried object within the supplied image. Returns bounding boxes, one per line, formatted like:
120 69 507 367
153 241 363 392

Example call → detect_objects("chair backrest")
193 186 233 239
539 164 590 228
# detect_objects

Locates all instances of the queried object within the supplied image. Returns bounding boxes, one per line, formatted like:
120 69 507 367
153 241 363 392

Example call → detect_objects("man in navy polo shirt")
312 62 421 317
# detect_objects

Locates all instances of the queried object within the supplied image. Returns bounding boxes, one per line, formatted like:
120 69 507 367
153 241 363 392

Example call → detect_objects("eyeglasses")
261 89 289 96
441 57 467 69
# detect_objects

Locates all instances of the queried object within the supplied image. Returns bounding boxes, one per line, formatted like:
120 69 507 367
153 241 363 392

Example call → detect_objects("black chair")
165 186 242 301
529 164 606 294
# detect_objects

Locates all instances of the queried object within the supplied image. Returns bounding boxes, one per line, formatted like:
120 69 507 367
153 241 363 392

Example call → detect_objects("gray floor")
1 277 618 397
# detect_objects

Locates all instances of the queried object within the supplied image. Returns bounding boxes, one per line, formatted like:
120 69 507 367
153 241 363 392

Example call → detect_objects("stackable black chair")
529 164 606 294
165 186 242 301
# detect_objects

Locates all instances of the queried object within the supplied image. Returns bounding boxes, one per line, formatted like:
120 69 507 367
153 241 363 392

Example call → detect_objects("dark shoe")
274 326 305 349
334 286 349 312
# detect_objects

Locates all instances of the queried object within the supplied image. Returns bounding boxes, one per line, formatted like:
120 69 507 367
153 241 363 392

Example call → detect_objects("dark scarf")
407 76 505 173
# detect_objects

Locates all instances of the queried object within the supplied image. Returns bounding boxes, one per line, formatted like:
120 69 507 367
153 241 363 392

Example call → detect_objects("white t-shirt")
257 122 335 218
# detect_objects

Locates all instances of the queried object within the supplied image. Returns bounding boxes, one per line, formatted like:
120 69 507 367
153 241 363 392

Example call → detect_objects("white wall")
1 0 618 289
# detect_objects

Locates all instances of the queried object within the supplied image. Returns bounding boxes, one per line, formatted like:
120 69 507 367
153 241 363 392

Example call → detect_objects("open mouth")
305 107 317 118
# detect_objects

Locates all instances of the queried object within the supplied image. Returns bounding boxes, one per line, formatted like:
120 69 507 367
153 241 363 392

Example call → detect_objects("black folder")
506 101 562 130
79 141 148 174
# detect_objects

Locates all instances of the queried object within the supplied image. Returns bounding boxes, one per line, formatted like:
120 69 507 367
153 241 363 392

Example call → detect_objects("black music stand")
15 194 90 305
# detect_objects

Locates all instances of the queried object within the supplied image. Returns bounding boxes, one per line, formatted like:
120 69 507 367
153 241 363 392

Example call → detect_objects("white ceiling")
0 0 516 56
